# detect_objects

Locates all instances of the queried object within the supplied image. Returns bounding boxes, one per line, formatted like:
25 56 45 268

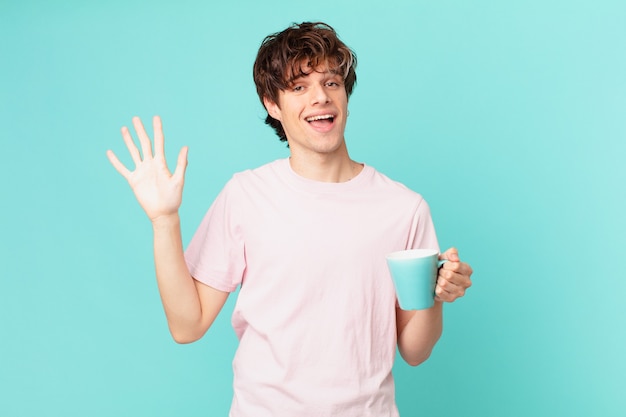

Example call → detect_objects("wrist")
151 212 181 230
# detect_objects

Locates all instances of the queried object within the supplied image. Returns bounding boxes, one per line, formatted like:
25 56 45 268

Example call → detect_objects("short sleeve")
184 179 246 292
407 198 440 252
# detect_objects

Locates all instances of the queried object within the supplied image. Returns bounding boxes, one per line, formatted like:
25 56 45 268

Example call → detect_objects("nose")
310 83 330 105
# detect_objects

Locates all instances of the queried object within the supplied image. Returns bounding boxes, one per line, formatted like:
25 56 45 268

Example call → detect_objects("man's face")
264 62 349 158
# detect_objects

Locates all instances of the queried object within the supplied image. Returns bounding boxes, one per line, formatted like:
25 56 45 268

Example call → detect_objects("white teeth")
306 114 334 122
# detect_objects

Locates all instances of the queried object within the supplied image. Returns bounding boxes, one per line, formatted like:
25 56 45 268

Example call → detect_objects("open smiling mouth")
305 114 335 129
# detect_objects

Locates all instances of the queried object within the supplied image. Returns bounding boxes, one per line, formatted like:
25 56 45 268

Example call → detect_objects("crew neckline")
278 158 372 193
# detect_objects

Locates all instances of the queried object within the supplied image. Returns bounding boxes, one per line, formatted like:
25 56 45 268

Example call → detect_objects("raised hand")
107 116 188 222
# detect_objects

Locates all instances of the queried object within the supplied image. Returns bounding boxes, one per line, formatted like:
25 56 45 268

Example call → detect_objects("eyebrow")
287 69 342 85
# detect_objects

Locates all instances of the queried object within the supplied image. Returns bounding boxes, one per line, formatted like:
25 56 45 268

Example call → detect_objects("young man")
107 22 472 417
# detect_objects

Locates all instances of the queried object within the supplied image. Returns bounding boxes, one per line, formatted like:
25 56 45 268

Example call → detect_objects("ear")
263 96 282 121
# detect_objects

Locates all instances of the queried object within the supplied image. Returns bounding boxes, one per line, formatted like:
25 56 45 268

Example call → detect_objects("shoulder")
231 159 285 183
365 165 425 203
223 159 288 198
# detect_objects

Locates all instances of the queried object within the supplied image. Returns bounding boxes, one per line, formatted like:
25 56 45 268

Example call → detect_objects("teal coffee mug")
386 249 446 310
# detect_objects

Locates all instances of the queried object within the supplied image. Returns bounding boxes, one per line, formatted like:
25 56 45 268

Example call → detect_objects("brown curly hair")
253 22 357 142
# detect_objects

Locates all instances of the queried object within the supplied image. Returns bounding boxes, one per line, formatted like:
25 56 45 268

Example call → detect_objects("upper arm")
193 278 230 335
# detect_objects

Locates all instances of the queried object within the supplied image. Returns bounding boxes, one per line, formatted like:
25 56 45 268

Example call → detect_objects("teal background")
1 0 625 416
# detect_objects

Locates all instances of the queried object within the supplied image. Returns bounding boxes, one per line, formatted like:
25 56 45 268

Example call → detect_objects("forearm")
396 301 443 366
152 213 203 342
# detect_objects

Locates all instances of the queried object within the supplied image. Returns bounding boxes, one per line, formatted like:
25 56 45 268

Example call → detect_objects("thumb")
440 247 460 262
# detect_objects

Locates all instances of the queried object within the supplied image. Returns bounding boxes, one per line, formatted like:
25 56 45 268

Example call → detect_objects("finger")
132 116 153 159
106 150 131 179
439 267 472 289
439 247 460 262
153 115 165 158
435 293 456 303
173 146 189 182
441 261 473 282
456 262 473 277
440 260 461 272
435 277 466 302
121 126 142 165
435 283 455 302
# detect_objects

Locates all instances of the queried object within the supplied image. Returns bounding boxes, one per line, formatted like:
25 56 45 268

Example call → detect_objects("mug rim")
386 248 439 260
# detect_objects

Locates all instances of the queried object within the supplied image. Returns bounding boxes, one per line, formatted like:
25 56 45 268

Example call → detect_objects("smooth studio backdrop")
1 0 625 416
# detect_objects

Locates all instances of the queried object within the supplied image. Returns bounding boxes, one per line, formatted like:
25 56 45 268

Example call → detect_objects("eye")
292 85 304 92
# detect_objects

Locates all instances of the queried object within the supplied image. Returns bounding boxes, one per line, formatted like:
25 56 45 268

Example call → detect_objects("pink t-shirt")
185 159 439 417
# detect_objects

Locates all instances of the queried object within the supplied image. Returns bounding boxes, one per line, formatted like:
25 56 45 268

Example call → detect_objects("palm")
107 116 188 222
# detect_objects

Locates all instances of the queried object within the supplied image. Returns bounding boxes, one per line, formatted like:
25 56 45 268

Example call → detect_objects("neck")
288 150 363 183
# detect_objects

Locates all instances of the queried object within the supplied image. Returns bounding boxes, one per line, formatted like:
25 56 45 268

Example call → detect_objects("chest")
240 189 413 276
